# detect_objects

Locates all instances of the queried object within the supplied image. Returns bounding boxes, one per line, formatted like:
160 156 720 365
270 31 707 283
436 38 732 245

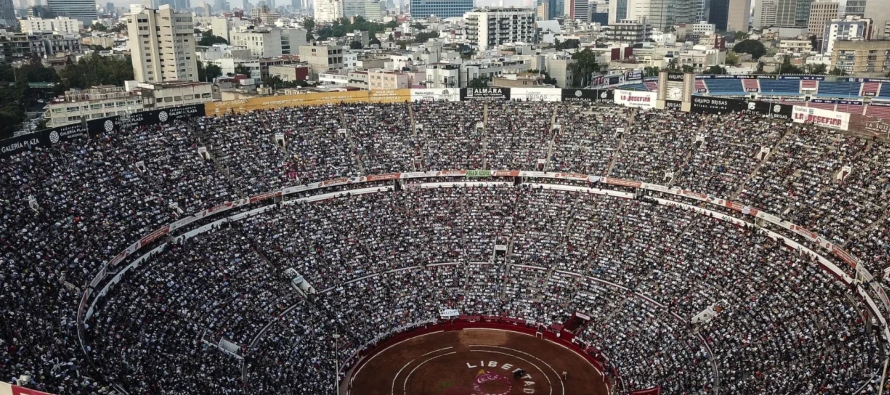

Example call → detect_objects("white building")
689 21 715 36
21 17 84 34
196 44 252 62
299 44 345 74
464 7 537 51
821 15 873 55
778 39 812 53
314 0 342 22
44 82 213 127
231 25 283 58
229 25 307 58
127 5 198 83
210 17 250 43
44 86 142 127
128 80 214 110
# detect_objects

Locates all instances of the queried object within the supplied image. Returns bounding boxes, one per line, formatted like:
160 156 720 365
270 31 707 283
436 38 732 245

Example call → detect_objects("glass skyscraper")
410 0 474 18
47 0 97 24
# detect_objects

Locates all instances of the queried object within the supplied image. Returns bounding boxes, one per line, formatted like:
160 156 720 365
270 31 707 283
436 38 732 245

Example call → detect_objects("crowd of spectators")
0 101 888 395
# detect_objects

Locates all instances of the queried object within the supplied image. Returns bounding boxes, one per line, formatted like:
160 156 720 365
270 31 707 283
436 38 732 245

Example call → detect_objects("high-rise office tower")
753 0 777 27
0 0 18 28
807 0 838 38
625 0 673 32
608 0 627 24
710 0 751 32
128 5 198 83
409 0 473 18
673 0 705 25
794 0 812 27
572 0 588 21
46 0 96 24
756 0 808 27
863 1 890 38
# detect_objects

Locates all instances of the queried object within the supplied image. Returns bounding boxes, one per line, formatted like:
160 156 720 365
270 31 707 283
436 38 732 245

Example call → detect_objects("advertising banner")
561 89 613 103
466 170 492 177
88 104 206 135
664 100 682 110
614 90 656 109
747 101 793 119
511 88 561 102
410 88 460 102
368 89 411 103
206 91 370 115
460 87 511 101
792 106 850 131
0 101 204 159
0 121 91 159
625 70 643 81
666 73 685 82
689 96 747 114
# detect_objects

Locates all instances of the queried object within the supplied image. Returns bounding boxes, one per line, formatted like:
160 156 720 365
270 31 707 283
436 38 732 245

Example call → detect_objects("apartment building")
45 86 143 127
299 44 344 74
807 0 839 39
830 40 890 75
127 5 198 83
821 15 873 55
21 17 84 34
0 31 81 60
368 70 411 89
464 7 537 51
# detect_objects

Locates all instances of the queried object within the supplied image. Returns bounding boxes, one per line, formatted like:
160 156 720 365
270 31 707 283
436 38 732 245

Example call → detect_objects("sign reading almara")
460 87 511 100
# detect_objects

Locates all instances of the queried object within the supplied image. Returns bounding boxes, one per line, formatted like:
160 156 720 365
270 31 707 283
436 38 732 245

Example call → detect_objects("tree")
197 61 222 82
643 66 660 77
58 54 133 89
776 55 803 74
467 77 488 88
555 39 580 50
349 40 363 49
234 64 251 76
369 37 381 47
199 35 228 46
733 31 749 41
706 65 727 74
732 39 766 60
568 48 601 87
316 16 400 41
90 22 107 32
725 51 739 66
807 63 828 75
829 67 847 76
414 31 439 43
410 23 426 29
0 78 26 139
302 18 315 32
109 23 126 33
263 75 285 90
667 58 679 71
681 65 695 73
808 35 819 51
